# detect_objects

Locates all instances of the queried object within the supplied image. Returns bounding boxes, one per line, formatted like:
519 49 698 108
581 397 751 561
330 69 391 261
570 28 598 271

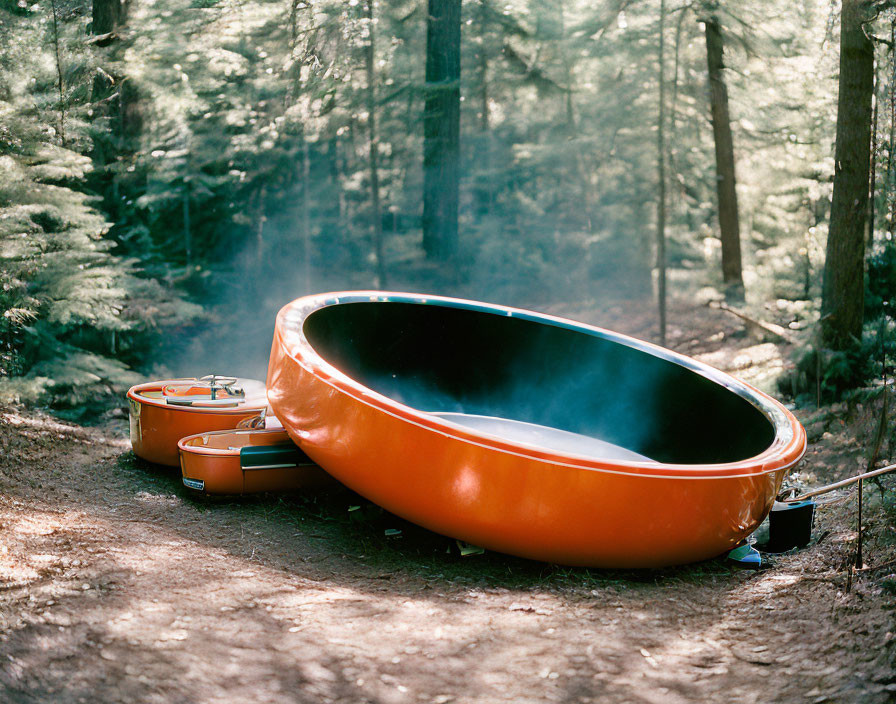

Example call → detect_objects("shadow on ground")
1 410 893 704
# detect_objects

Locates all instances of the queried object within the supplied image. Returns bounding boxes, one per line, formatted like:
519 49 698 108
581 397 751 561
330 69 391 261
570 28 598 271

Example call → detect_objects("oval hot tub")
267 292 806 567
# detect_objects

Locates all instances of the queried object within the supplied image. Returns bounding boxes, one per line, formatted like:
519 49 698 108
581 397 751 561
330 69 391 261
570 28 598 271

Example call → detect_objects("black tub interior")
303 301 776 464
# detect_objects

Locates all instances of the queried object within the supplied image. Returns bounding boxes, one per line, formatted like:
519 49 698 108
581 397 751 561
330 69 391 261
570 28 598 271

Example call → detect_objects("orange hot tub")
178 428 334 494
127 376 269 466
267 292 807 568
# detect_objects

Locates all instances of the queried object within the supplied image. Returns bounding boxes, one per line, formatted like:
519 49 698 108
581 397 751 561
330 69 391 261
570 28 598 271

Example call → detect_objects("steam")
301 298 776 466
155 143 655 383
359 349 669 461
430 413 656 462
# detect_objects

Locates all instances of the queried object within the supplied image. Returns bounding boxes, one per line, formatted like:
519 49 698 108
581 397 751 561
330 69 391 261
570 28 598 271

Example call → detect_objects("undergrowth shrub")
780 243 895 405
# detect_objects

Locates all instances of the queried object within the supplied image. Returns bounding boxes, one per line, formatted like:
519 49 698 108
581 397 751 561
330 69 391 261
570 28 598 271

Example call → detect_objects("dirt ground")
1 299 895 703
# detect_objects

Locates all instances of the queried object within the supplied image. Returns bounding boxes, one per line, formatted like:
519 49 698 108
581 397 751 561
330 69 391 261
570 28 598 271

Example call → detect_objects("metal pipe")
781 462 896 502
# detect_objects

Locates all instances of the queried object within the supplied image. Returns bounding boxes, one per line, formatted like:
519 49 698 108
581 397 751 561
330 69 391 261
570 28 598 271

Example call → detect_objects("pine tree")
422 0 462 267
702 8 744 296
821 0 875 349
0 0 199 407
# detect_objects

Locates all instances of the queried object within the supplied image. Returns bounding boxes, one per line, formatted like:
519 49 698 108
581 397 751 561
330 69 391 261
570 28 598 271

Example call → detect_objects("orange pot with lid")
127 375 269 466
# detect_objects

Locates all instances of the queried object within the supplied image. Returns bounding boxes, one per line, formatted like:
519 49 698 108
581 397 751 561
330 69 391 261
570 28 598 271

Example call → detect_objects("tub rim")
271 291 807 480
127 378 268 416
177 427 293 456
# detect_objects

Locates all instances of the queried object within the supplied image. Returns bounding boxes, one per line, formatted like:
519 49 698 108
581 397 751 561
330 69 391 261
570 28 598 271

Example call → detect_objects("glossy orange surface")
267 292 807 568
127 378 268 466
178 428 334 494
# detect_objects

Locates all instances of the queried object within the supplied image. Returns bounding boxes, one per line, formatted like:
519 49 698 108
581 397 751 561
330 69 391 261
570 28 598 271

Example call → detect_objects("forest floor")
1 298 895 704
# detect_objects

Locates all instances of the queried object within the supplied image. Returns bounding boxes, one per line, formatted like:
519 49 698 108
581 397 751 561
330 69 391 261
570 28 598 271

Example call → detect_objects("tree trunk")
558 0 594 232
477 0 489 133
303 140 312 290
92 0 120 35
363 0 388 287
559 0 574 135
704 15 744 294
868 61 878 250
668 7 684 184
474 0 493 216
255 186 267 268
888 20 896 243
821 0 873 349
49 0 65 147
422 0 461 267
183 182 192 267
89 0 132 223
328 136 347 254
117 77 142 151
657 0 667 346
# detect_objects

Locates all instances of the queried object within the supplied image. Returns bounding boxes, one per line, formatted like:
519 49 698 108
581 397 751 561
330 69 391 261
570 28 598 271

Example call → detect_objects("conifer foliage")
0 0 894 408
0 0 198 409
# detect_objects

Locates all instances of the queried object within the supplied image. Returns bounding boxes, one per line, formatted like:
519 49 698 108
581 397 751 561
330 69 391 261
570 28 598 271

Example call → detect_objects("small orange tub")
178 428 334 494
127 376 269 466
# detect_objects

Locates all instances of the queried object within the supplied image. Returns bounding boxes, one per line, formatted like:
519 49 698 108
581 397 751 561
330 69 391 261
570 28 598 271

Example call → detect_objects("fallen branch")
85 32 118 45
856 558 896 573
708 300 796 343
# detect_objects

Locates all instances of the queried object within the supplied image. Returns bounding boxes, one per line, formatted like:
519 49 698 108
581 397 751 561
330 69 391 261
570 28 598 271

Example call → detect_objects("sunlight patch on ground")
696 342 786 393
1 409 129 448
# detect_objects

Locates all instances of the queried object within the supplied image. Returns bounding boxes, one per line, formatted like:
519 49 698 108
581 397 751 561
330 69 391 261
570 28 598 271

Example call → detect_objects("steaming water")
430 412 656 462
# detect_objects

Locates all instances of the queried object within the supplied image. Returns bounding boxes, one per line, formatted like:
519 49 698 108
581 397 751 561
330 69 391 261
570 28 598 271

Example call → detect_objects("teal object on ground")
727 542 762 568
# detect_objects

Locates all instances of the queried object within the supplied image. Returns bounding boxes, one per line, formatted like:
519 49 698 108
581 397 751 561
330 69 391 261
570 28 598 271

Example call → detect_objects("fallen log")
708 300 796 343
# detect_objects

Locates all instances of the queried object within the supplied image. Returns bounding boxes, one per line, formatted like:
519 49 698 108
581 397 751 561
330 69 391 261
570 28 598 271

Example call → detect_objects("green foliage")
85 0 848 309
1 0 892 408
867 243 896 323
884 484 896 531
0 0 200 408
780 318 895 404
781 345 864 403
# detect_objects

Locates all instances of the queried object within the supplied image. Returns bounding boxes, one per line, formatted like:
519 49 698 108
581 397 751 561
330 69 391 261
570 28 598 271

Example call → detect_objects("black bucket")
757 500 816 553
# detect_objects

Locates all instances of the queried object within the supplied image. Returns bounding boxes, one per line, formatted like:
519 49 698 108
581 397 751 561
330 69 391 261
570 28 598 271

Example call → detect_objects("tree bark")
89 0 130 222
363 0 388 287
888 20 896 243
868 60 878 250
422 0 461 266
668 7 684 183
302 141 312 290
477 0 489 133
559 0 574 135
92 0 120 35
558 0 594 231
821 0 874 349
49 0 65 147
657 0 667 346
183 181 191 267
472 2 496 218
328 136 347 252
255 186 267 268
704 15 744 294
